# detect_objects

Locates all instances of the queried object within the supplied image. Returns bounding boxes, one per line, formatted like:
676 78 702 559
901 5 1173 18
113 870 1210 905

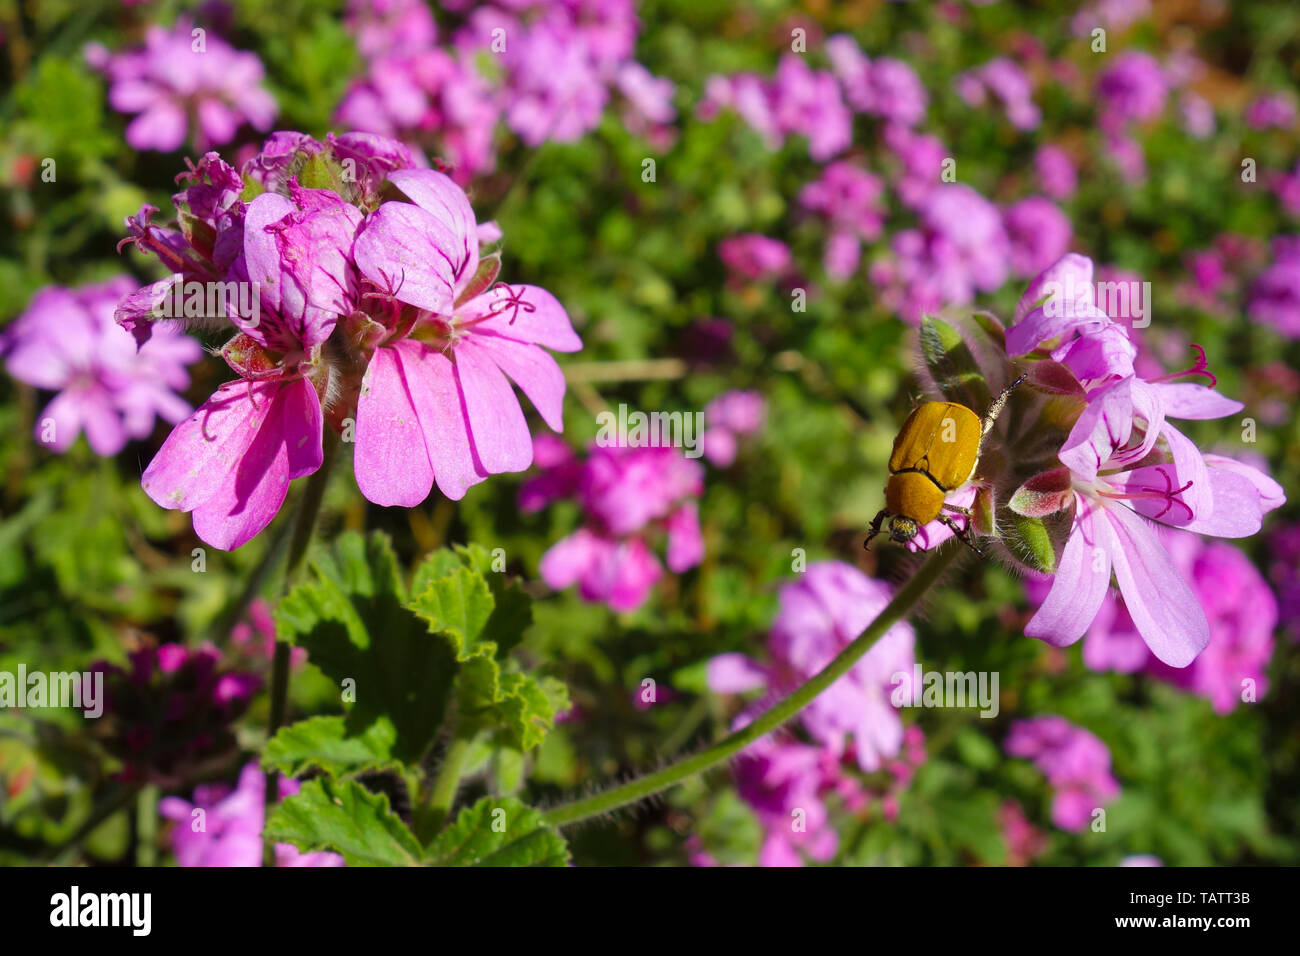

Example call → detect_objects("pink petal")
707 653 769 693
142 379 280 513
385 168 478 287
241 193 297 338
190 378 322 551
1154 382 1243 420
354 202 459 315
1202 453 1286 513
462 334 567 431
464 284 582 352
539 528 603 590
451 341 533 474
1025 497 1112 647
125 101 188 152
1103 503 1209 667
665 501 704 572
354 347 434 507
393 341 484 499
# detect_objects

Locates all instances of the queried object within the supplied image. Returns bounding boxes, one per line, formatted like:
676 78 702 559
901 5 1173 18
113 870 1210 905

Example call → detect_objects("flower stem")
262 431 340 864
541 545 961 828
417 732 475 840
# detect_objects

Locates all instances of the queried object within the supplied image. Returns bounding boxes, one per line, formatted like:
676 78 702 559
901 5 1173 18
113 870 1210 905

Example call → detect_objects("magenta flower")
86 20 276 152
92 642 261 786
1005 716 1120 831
1003 197 1073 278
1096 51 1167 128
708 561 916 773
718 234 792 283
1248 237 1300 339
701 390 766 467
524 439 704 612
160 762 344 867
2 277 200 456
1006 254 1285 666
955 57 1040 130
872 184 1010 321
1034 145 1077 200
1077 533 1277 714
700 55 851 160
1244 92 1297 130
799 162 886 280
120 132 580 550
729 734 846 867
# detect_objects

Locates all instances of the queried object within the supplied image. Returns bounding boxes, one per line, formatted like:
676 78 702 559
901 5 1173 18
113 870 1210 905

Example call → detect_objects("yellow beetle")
865 375 1024 555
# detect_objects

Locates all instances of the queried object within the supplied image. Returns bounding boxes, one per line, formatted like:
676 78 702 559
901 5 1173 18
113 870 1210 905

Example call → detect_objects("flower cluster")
160 762 343 867
1005 716 1120 831
91 642 261 785
798 162 886 281
1000 253 1284 668
86 20 277 152
116 130 581 549
2 277 200 456
706 562 919 864
522 436 703 612
336 0 675 183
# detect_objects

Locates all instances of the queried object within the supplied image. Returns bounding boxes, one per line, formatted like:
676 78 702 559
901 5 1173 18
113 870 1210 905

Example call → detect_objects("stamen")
1149 343 1217 388
1098 470 1194 521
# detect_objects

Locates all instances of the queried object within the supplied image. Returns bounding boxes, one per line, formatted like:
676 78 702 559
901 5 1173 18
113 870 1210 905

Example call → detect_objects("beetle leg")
938 514 985 557
863 509 888 551
982 372 1027 436
942 502 973 517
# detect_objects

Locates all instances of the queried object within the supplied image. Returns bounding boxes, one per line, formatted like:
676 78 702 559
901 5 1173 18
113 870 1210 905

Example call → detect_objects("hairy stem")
542 545 960 828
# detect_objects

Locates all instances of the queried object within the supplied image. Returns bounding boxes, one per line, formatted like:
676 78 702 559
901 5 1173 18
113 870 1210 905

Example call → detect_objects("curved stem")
542 545 960 828
263 431 340 863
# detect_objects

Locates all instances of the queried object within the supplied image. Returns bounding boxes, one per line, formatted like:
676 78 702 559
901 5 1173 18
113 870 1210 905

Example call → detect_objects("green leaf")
422 797 570 867
275 532 456 762
262 716 398 778
408 567 495 660
266 777 422 867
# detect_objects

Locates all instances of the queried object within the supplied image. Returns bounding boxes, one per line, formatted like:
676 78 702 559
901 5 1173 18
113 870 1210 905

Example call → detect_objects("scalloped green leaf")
274 531 456 762
262 715 398 778
266 777 422 867
423 797 570 867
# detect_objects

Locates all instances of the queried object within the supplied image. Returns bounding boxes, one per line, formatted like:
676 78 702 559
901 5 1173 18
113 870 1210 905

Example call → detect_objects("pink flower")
1248 237 1300 339
350 167 582 506
160 762 344 867
1007 254 1285 666
799 162 886 280
2 277 200 455
1034 145 1077 200
123 133 580 550
527 441 704 612
701 390 766 466
1079 533 1276 714
1244 92 1297 130
1005 716 1120 831
955 57 1040 130
86 21 276 152
708 561 916 773
1003 197 1073 278
718 234 792 282
1096 51 1167 127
